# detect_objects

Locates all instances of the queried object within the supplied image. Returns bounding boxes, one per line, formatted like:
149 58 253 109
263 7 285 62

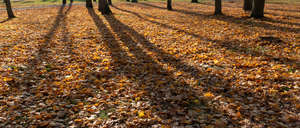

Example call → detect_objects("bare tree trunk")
191 0 198 3
167 0 172 10
98 0 112 15
4 0 15 18
63 0 66 5
131 0 137 3
214 0 222 15
108 0 112 5
243 0 253 11
251 0 265 18
86 0 93 8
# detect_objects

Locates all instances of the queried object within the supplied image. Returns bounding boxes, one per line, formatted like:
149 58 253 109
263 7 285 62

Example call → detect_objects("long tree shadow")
0 18 13 23
28 4 72 78
260 16 300 26
87 8 224 127
265 12 300 20
87 8 298 127
2 4 74 126
137 2 300 33
267 8 300 13
112 5 299 68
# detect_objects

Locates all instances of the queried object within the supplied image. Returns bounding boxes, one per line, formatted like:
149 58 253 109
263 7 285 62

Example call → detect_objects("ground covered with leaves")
0 1 299 127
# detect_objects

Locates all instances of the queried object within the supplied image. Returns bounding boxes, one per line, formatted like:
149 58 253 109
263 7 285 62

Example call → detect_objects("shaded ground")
0 1 299 127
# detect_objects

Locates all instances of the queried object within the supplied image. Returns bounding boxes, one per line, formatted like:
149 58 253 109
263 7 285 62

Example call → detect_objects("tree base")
251 14 264 18
243 8 252 11
8 16 16 19
99 9 112 15
191 0 198 3
214 12 223 15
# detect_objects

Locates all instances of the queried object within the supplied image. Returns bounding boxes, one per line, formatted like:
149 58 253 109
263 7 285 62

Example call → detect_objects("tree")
243 0 253 11
214 0 222 15
63 0 66 5
93 0 96 2
98 0 112 15
251 0 265 18
86 0 93 8
191 0 198 3
131 0 137 3
108 0 112 5
4 0 15 18
71 0 74 3
167 0 172 10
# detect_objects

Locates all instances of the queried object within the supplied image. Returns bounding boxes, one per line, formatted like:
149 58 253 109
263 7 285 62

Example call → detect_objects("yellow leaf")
138 111 145 118
175 71 183 76
161 125 171 128
93 56 100 60
193 99 200 104
3 77 13 82
74 119 82 122
214 59 219 64
135 97 141 101
204 92 214 98
102 59 109 62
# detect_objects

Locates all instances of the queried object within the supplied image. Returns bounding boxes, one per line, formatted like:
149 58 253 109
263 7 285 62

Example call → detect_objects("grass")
4 0 300 8
0 0 299 8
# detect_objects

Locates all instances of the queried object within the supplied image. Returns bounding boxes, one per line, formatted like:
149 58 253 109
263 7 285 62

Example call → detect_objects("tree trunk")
167 0 172 10
126 0 129 1
191 0 198 3
251 0 265 18
131 0 137 3
63 0 66 5
108 0 112 5
4 0 15 18
86 0 93 8
98 0 112 15
214 0 222 15
71 0 73 3
243 0 252 11
93 0 96 2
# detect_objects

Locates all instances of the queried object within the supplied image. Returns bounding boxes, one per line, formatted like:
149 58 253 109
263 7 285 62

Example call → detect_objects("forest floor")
0 1 299 128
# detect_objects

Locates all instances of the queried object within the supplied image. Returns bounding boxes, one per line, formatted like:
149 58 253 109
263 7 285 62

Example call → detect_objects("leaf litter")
0 1 299 127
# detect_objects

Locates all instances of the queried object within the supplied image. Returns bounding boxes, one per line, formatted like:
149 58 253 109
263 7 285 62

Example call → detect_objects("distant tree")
167 0 172 10
214 0 222 15
98 0 112 14
108 0 112 5
243 0 253 11
4 0 15 18
251 0 265 18
191 0 198 3
131 0 137 3
63 0 66 5
86 0 93 8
